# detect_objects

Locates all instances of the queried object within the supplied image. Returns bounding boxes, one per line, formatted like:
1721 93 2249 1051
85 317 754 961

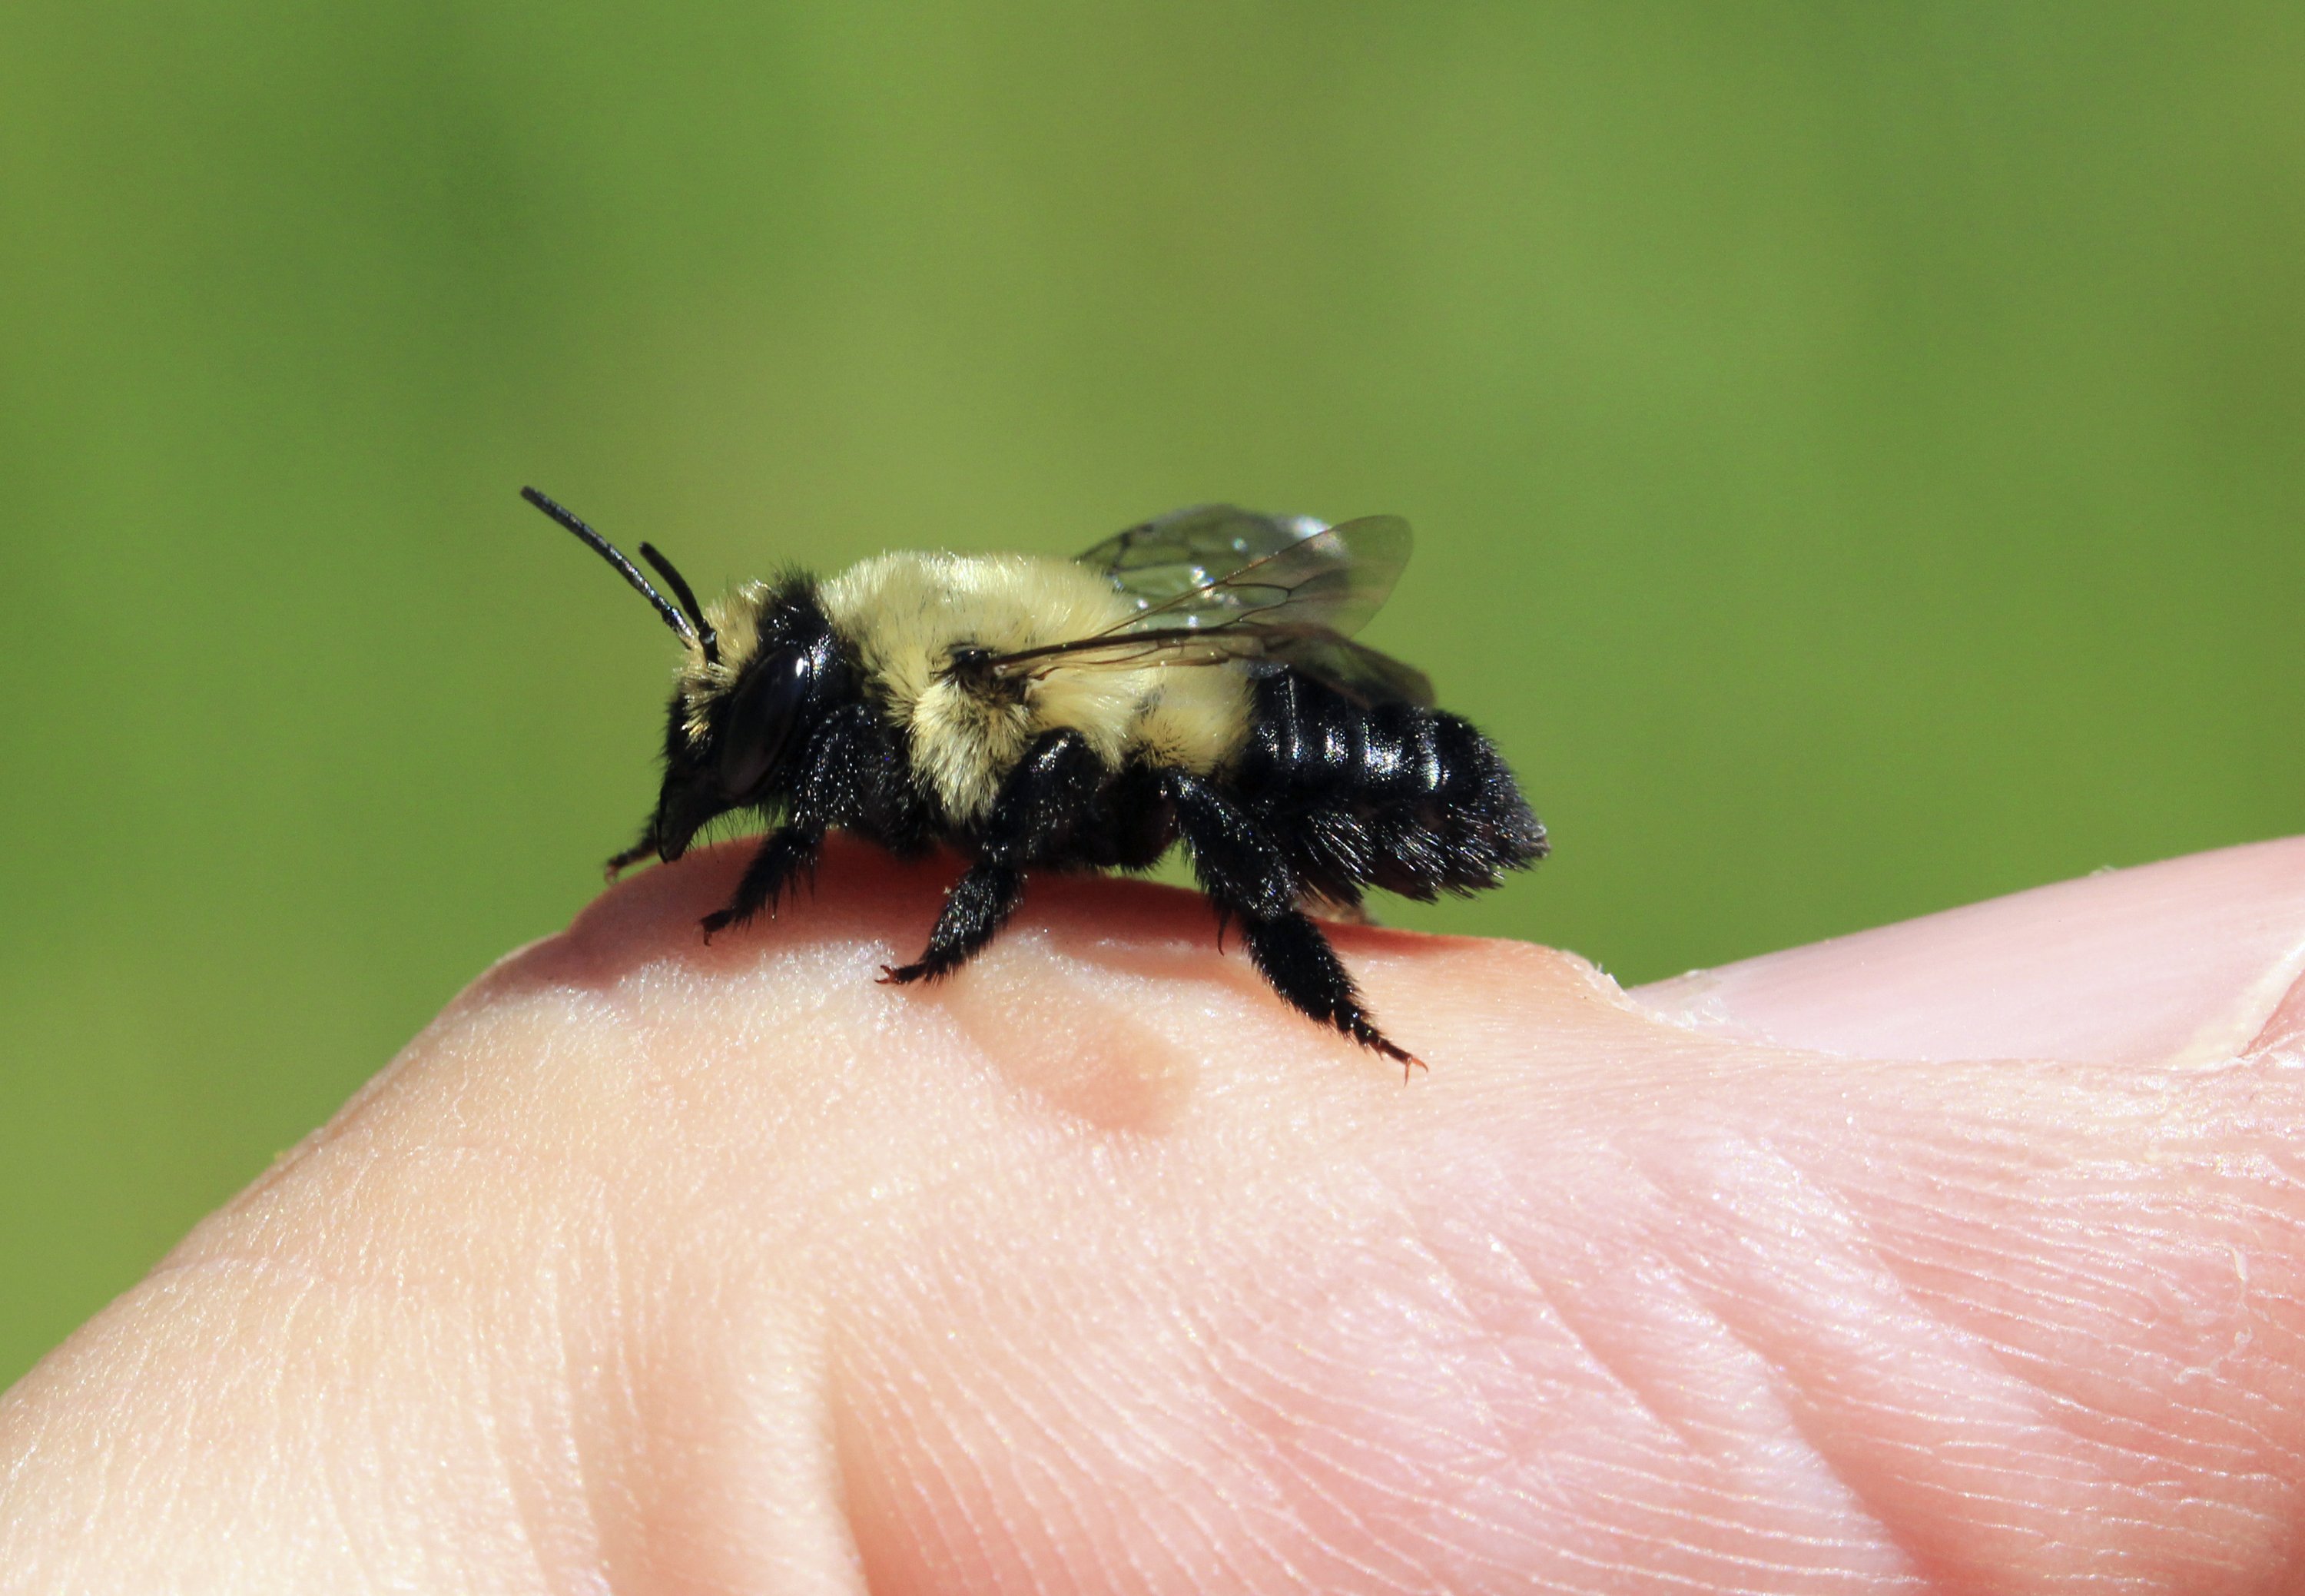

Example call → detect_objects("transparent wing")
1076 504 1332 616
993 513 1434 706
1096 513 1411 635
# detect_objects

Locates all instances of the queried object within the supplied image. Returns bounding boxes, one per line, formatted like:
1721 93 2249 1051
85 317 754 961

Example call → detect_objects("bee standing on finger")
524 489 1547 1075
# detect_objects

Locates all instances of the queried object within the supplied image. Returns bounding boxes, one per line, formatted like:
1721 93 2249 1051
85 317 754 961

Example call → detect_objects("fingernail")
1632 838 2305 1065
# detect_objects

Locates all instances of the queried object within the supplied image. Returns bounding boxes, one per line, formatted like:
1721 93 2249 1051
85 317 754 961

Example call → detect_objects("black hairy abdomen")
1227 669 1546 904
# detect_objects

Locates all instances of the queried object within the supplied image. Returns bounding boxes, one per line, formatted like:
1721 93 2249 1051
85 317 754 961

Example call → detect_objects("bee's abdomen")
1232 670 1545 903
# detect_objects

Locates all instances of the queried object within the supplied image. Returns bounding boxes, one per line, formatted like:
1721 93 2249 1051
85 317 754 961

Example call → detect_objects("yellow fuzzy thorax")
808 551 1251 824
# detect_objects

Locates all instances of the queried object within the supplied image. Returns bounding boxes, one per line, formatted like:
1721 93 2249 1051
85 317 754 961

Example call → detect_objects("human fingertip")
1633 837 2305 1066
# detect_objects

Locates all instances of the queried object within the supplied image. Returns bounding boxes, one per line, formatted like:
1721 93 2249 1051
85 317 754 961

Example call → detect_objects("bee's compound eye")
717 648 813 798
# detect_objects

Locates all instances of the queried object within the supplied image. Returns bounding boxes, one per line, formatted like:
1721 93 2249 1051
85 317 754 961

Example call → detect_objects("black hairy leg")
603 831 657 882
881 729 1103 986
1241 911 1421 1079
877 860 1025 984
701 823 825 941
1165 771 1421 1077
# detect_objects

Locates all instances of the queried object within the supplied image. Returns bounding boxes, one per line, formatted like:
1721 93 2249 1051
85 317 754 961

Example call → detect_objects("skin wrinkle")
1582 1272 1923 1579
1138 1370 1342 1592
1740 1341 2279 1584
561 1219 631 1594
1398 1143 1927 1589
95 1299 197 1574
1770 1123 2274 1407
173 1133 583 1292
784 1339 878 1596
836 1291 1055 1593
218 1259 483 1591
1483 1283 1908 1583
1866 1203 2192 1342
1074 1383 1254 1596
1224 1278 1519 1478
807 1376 877 1596
611 1272 746 1591
1186 1258 1632 1592
1368 1264 1825 1584
1203 1341 1527 1591
1825 1103 2305 1489
502 1209 608 1595
1856 1222 2287 1471
839 1042 1503 1586
134 1281 291 1584
383 1286 539 1591
974 1349 1147 1588
1325 1175 1547 1478
662 1302 851 1596
827 1370 940 1590
1282 1070 1909 1586
982 1217 1448 1586
1621 1136 2080 1592
1502 1236 1723 1464
1564 1479 1905 1591
1043 1333 1266 1591
596 1286 673 1593
277 1278 360 1584
1196 1238 1502 1486
968 1226 1346 1586
587 1191 658 1593
1040 1387 1214 1596
1850 1194 2243 1367
1512 1442 1880 1574
270 984 635 1206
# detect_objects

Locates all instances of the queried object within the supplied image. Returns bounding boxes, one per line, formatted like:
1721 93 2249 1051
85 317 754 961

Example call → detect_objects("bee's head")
648 583 847 860
522 486 848 864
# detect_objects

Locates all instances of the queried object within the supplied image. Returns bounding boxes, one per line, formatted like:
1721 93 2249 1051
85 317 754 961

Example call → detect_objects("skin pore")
5 835 2305 1593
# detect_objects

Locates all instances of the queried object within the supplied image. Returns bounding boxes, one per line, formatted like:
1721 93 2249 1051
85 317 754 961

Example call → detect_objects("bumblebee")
524 487 1545 1070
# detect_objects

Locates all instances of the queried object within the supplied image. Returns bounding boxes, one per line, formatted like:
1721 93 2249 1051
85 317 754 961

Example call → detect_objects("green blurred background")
4 2 2301 1385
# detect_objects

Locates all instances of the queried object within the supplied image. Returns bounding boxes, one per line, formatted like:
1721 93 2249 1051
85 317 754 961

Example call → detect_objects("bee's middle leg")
878 859 1026 984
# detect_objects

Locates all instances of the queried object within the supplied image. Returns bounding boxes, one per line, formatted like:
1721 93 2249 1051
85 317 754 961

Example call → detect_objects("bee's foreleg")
603 829 658 881
701 822 825 941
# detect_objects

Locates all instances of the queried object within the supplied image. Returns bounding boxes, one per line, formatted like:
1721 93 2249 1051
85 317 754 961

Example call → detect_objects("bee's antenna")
520 486 703 654
638 542 721 667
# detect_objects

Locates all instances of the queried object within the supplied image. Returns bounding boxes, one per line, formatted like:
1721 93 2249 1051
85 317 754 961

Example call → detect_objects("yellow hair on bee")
1132 667 1254 774
815 551 1251 823
667 582 768 743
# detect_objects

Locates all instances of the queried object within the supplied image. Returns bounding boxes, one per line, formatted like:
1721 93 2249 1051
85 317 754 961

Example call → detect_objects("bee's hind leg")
1165 771 1422 1078
1236 910 1422 1079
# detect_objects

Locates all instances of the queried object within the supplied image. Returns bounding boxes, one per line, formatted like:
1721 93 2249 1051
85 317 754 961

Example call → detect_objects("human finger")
6 840 2305 1593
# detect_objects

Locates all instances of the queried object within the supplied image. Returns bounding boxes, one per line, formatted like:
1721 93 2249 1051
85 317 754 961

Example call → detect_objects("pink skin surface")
5 837 2305 1593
